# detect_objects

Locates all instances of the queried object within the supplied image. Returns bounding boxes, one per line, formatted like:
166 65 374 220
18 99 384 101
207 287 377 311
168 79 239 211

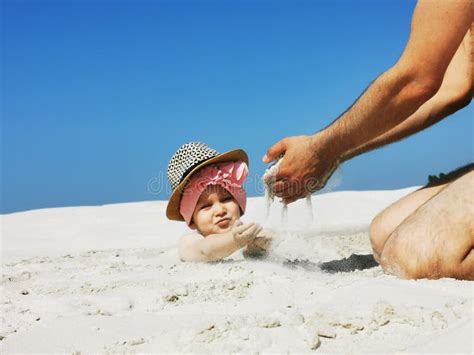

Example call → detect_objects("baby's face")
190 185 241 237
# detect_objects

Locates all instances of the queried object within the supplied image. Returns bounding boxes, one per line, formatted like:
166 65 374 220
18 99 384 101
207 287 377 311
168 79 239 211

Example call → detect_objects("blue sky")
2 0 473 214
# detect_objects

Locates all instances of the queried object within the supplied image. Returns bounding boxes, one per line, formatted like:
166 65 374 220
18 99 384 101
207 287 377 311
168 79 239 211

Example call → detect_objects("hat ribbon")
179 161 248 224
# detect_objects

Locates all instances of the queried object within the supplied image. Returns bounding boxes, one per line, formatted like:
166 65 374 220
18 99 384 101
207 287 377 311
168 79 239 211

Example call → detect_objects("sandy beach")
1 187 473 353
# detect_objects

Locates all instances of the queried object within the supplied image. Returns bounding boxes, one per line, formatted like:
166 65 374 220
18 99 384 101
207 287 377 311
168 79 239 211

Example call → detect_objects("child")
166 142 272 262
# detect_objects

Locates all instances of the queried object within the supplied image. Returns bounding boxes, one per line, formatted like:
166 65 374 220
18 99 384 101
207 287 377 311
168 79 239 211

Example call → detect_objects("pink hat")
179 161 248 225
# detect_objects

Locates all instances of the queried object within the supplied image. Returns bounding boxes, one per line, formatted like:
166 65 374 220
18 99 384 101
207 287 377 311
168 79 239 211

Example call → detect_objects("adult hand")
231 221 263 246
263 132 340 204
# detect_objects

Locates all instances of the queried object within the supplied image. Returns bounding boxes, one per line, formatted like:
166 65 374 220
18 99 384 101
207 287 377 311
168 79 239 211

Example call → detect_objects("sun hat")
166 142 249 222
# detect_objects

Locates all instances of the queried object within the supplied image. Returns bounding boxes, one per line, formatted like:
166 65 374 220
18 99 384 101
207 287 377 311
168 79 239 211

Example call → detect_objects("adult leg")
380 170 474 280
370 164 474 262
370 184 447 262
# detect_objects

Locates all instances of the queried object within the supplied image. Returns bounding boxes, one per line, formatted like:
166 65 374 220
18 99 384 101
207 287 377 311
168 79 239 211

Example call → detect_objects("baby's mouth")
216 218 231 228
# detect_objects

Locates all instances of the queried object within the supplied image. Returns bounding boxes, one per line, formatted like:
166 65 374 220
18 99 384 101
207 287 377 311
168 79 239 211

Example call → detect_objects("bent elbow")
392 63 444 104
409 77 443 103
454 91 472 110
440 85 472 115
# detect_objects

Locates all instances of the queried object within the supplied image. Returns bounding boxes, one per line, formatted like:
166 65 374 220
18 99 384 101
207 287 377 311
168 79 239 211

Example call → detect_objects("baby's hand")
253 229 273 250
231 221 263 246
244 229 273 257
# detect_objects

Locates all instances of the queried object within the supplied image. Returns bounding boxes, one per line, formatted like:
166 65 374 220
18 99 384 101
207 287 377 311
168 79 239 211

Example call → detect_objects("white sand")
1 187 473 353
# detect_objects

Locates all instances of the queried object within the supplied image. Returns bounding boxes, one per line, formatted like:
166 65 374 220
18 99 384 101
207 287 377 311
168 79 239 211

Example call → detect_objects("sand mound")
1 188 472 353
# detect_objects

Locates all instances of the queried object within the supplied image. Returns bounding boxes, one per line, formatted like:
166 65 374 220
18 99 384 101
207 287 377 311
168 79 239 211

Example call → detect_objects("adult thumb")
263 140 286 163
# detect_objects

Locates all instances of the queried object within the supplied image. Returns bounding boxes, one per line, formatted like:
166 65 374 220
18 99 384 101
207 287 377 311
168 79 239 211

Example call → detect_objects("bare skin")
264 1 473 279
371 165 474 280
343 28 473 161
179 221 271 262
178 185 272 262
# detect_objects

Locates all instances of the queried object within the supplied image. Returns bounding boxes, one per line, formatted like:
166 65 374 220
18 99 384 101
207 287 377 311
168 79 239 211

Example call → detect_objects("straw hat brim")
166 149 249 221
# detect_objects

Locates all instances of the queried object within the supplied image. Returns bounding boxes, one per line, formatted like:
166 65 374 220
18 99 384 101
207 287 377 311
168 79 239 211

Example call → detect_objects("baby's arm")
178 232 241 262
178 222 262 262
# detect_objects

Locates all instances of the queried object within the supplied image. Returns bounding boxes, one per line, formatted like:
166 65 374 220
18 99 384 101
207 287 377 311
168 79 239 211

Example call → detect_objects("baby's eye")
200 204 211 210
223 196 233 202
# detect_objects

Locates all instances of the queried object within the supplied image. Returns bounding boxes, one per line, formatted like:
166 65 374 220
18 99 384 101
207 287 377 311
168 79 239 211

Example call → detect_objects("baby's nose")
214 203 226 215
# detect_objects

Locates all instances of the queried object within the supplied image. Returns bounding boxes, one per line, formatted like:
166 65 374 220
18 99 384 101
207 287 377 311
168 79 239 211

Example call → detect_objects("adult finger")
263 139 286 163
282 195 299 205
282 190 308 205
274 180 305 200
272 179 294 195
275 185 302 203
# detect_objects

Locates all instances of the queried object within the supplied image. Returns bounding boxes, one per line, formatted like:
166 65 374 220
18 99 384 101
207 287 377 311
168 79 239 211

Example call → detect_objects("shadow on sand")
284 254 379 273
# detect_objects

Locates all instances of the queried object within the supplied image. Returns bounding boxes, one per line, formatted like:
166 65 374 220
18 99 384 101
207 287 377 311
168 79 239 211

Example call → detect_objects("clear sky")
2 0 473 214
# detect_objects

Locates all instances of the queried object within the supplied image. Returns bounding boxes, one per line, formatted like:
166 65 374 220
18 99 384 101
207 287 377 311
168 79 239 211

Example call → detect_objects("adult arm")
343 29 472 160
264 0 473 203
